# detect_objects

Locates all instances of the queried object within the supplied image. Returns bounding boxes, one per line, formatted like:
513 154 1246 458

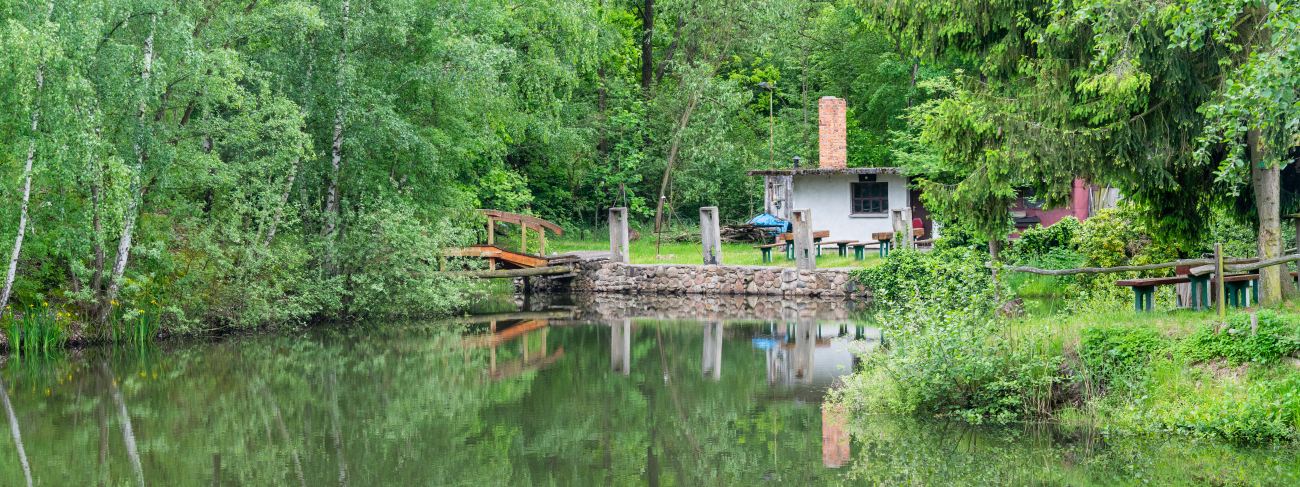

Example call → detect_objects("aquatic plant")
1 303 68 355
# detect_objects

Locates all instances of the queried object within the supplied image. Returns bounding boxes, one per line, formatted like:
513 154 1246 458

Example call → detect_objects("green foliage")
1064 206 1182 308
1005 217 1081 263
1183 311 1300 365
835 291 1059 424
1158 375 1300 444
476 168 534 213
850 247 994 309
1077 323 1169 398
1 304 67 355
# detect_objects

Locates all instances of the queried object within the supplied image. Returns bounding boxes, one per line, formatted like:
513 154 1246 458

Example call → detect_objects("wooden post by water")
538 225 546 255
1216 243 1225 324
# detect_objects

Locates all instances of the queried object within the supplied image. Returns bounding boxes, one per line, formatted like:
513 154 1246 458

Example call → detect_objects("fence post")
700 206 722 265
1216 243 1225 325
792 208 815 271
608 207 630 264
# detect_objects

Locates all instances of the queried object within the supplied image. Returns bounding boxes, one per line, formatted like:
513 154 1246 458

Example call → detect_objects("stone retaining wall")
536 257 867 298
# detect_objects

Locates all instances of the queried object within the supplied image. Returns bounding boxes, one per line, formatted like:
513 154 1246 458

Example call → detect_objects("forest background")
0 0 1295 331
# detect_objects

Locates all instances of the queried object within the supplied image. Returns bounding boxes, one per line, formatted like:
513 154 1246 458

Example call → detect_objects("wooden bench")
1117 273 1258 312
816 240 858 258
872 232 895 257
850 242 882 260
777 231 829 260
753 240 786 263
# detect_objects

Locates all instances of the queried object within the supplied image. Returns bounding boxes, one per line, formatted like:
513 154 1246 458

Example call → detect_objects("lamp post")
758 81 774 169
792 155 801 169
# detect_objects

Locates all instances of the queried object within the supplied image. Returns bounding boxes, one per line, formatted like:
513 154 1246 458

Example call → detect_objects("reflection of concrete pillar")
611 319 631 375
608 207 630 264
822 406 850 468
702 322 723 380
699 207 722 265
794 319 815 381
792 209 815 270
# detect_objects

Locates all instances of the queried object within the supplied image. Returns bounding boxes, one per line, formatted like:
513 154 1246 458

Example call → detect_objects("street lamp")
758 81 774 170
792 155 801 169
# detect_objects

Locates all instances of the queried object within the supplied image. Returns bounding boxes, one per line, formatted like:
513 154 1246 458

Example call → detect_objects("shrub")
834 296 1060 424
1158 376 1300 444
1004 217 1081 264
1077 323 1170 398
850 247 995 309
1183 311 1300 364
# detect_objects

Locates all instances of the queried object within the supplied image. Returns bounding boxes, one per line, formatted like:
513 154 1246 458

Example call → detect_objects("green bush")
1183 311 1300 364
835 296 1059 424
1159 376 1300 444
850 247 995 309
1077 323 1170 397
1004 217 1081 264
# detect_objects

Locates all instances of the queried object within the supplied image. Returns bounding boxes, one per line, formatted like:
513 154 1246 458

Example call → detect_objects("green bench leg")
785 243 793 261
853 247 864 260
1134 286 1155 312
1188 275 1210 310
760 248 772 264
837 243 848 257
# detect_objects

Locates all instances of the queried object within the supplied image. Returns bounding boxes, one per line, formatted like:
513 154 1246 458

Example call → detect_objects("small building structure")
748 96 1107 243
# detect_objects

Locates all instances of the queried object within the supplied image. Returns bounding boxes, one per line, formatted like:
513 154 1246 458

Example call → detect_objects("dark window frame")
851 182 889 215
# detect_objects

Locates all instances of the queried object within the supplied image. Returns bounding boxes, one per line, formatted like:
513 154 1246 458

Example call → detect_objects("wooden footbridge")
445 210 584 279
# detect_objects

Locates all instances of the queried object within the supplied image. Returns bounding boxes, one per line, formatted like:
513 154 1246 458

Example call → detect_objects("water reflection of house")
463 319 564 381
753 321 880 387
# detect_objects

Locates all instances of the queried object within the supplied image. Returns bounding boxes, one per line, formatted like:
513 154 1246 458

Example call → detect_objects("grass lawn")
490 232 885 268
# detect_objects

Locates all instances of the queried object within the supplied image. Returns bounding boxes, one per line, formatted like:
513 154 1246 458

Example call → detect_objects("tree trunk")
640 0 654 91
101 16 155 321
0 64 43 310
652 91 700 237
654 14 684 85
264 159 299 248
1251 128 1286 305
322 0 350 241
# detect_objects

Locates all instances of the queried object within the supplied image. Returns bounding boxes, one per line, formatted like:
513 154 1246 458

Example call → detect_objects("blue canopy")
745 213 791 235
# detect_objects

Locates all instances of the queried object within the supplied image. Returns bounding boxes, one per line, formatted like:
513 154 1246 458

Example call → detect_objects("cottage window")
852 182 888 214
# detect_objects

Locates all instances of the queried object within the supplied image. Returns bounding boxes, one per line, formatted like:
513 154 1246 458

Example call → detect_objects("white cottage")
745 96 930 243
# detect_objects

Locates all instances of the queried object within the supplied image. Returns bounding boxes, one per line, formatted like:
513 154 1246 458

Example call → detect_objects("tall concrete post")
702 321 724 380
792 208 816 270
699 206 722 265
890 207 913 250
611 318 631 376
608 207 630 264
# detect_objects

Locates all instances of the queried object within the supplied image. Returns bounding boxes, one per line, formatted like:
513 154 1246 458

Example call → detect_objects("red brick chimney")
818 96 847 168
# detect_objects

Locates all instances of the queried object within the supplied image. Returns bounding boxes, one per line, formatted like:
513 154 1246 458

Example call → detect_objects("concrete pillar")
702 321 723 380
890 207 913 250
608 207 630 264
699 206 722 265
611 319 631 376
792 208 816 270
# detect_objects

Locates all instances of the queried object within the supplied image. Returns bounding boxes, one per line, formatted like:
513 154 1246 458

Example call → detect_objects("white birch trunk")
0 64 43 310
321 1 349 240
264 158 299 248
102 16 155 319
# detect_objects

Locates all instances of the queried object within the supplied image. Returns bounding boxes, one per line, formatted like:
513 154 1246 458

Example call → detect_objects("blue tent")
745 213 791 235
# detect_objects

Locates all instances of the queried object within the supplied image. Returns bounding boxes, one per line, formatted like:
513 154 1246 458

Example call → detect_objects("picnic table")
1116 273 1259 312
777 230 829 260
817 240 859 258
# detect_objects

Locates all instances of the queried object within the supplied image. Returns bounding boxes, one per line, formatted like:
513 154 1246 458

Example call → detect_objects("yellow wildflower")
42 302 47 306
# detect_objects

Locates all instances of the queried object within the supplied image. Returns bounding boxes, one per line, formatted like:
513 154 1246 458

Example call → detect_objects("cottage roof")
744 167 905 177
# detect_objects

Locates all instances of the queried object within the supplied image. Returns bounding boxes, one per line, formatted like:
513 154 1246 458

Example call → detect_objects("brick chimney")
818 96 847 168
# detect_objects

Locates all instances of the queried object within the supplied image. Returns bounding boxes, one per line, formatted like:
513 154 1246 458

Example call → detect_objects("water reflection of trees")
0 323 846 485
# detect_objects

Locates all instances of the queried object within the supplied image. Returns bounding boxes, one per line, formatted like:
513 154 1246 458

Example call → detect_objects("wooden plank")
478 209 563 236
778 230 829 240
871 232 894 240
446 245 549 268
450 265 572 279
1115 276 1190 287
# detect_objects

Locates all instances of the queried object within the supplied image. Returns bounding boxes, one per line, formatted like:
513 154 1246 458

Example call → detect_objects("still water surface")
0 293 1294 485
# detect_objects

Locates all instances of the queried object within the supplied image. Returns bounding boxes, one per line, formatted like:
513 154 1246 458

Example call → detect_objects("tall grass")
1 303 68 355
97 300 162 346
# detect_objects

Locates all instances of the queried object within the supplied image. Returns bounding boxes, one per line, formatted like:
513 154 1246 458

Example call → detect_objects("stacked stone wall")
536 258 867 298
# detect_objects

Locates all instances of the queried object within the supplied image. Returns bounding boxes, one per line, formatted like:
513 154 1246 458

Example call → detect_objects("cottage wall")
790 173 910 242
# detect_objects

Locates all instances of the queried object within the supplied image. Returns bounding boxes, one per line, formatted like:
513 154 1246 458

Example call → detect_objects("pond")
0 292 1294 485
